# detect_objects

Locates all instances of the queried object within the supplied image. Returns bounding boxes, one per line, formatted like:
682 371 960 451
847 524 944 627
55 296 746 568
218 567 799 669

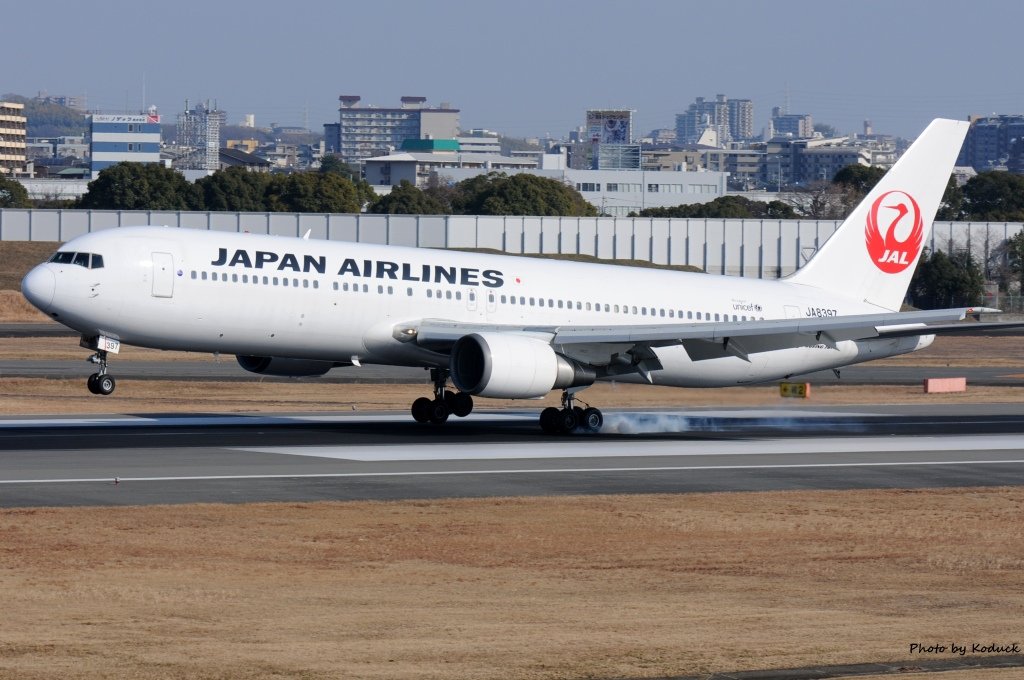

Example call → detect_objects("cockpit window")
49 251 106 269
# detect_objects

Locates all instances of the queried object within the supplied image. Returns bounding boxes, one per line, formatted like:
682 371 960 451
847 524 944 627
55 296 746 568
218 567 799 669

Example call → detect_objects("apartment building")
0 101 28 176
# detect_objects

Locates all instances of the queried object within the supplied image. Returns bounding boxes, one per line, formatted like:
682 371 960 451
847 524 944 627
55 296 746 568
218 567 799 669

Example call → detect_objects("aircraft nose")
21 265 56 313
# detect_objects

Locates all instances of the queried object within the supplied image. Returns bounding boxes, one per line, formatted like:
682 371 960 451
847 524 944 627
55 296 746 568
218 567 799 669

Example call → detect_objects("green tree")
368 180 450 214
450 173 597 216
936 176 965 221
318 154 362 182
195 167 272 212
264 172 362 213
831 164 886 195
634 195 797 219
961 171 1024 220
0 175 31 208
77 162 202 210
908 249 984 309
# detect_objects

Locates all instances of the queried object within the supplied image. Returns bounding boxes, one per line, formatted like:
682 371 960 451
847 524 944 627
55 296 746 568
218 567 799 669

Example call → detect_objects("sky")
5 0 1023 141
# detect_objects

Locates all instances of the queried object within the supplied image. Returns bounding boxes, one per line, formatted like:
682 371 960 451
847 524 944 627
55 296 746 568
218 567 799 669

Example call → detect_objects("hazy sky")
6 0 1022 140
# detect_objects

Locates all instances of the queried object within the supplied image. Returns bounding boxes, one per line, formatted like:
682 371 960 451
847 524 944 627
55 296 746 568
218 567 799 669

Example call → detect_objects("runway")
4 405 1024 507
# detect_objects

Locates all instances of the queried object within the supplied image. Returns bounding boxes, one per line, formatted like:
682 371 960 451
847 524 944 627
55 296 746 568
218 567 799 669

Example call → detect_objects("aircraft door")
152 252 175 298
466 288 478 312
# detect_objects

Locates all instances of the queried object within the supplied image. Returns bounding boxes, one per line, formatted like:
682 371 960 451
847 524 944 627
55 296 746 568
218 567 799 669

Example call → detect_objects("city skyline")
5 0 1023 141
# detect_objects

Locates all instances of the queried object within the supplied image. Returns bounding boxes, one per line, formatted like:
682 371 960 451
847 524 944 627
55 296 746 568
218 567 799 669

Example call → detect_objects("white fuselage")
25 226 931 390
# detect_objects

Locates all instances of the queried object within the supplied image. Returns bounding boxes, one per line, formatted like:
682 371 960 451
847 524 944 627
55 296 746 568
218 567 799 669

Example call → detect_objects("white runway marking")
3 459 1024 485
235 434 1024 462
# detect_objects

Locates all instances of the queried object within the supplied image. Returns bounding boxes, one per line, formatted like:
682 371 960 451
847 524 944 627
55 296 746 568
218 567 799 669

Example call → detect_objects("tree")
633 195 797 219
318 154 361 182
195 167 272 212
960 171 1024 221
77 162 202 210
0 175 31 208
450 173 597 216
264 172 362 213
787 181 856 219
832 164 886 196
367 180 450 214
908 249 984 309
936 176 964 221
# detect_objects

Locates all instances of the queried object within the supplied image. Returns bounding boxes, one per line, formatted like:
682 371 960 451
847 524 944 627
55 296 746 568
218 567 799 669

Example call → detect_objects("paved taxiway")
3 404 1024 507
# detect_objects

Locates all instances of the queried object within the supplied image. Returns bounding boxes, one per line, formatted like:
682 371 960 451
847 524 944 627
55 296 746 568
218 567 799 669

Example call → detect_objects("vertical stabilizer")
786 118 970 311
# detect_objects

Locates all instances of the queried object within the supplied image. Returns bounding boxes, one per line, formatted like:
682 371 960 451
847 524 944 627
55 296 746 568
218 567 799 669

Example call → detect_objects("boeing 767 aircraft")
19 118 1014 433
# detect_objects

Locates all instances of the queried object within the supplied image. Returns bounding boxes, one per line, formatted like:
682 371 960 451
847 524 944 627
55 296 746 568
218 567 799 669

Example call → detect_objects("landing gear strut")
411 368 474 425
86 349 116 396
540 389 602 435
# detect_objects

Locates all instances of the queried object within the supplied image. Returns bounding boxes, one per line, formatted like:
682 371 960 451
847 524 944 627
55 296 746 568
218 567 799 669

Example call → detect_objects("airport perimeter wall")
1 208 1020 279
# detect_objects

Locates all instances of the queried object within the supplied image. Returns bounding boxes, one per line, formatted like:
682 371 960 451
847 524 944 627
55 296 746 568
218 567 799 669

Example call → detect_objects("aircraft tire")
87 373 100 395
450 392 473 418
428 398 450 425
582 407 603 432
539 407 561 434
557 408 578 434
96 374 116 396
411 397 433 423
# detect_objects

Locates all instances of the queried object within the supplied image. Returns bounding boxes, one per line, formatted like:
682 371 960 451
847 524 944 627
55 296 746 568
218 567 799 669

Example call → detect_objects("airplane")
18 118 1018 433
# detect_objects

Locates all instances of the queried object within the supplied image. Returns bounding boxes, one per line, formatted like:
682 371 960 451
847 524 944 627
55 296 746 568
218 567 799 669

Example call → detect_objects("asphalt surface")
3 405 1024 507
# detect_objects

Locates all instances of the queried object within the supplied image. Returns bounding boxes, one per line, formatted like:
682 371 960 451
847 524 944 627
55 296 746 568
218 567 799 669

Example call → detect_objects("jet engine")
449 332 595 399
236 355 339 377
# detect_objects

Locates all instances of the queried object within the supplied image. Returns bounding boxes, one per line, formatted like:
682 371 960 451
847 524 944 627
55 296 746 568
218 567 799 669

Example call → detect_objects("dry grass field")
2 490 1023 679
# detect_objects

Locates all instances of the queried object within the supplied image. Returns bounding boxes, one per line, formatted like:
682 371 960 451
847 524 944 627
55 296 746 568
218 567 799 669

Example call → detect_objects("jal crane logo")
865 190 924 274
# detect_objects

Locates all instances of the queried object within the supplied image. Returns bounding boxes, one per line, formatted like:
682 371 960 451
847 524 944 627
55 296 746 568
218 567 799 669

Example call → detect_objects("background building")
957 115 1024 172
176 101 226 171
727 99 755 141
675 95 754 144
324 95 460 165
0 101 28 176
770 107 814 139
89 112 161 178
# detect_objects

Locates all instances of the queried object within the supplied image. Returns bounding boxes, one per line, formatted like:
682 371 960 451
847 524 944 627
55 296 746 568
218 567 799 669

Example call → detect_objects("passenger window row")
186 271 766 322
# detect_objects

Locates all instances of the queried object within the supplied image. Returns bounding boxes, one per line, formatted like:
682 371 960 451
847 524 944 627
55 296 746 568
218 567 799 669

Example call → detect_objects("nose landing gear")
81 335 119 396
411 368 474 425
86 349 116 395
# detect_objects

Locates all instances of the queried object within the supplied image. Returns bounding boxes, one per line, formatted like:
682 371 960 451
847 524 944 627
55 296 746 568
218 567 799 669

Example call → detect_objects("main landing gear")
539 389 603 435
411 368 474 425
86 349 116 395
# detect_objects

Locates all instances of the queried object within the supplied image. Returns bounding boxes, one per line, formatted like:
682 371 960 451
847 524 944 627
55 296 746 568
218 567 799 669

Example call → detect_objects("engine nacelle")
450 332 595 399
236 355 339 377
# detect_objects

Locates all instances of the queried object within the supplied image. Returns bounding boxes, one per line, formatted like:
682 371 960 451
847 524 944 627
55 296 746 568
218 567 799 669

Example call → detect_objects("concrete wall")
1 208 1019 278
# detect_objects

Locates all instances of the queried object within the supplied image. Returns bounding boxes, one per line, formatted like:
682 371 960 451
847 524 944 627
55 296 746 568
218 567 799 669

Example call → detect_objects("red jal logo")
865 190 923 274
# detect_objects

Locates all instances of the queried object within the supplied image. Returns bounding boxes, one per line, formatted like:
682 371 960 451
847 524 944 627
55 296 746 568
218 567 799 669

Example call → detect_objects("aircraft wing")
408 307 1021 365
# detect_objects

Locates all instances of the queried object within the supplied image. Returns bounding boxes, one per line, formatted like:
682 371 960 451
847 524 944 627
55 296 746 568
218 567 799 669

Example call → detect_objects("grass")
0 241 56 291
1 489 1022 679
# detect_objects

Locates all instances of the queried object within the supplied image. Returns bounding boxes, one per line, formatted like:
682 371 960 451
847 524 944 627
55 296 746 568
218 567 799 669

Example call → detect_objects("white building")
440 165 727 216
89 113 162 179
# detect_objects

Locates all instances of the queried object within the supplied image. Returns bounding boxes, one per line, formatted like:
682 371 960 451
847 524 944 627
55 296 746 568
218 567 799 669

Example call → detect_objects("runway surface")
4 404 1024 507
